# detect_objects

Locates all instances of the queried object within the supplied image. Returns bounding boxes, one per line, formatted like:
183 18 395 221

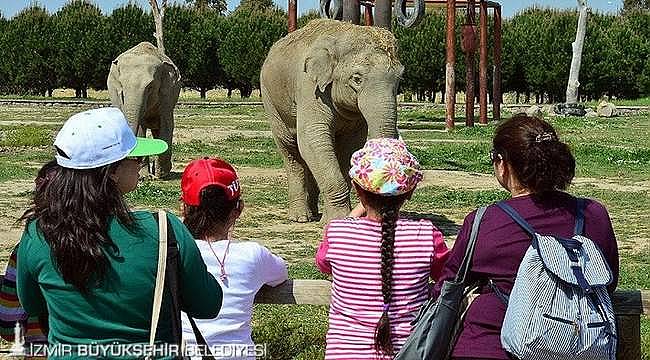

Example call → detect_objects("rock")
597 101 617 117
553 103 586 117
585 109 598 117
526 105 543 118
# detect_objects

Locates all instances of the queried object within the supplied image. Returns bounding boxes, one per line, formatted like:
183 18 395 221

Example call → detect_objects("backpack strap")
574 197 585 236
496 202 537 238
455 206 488 283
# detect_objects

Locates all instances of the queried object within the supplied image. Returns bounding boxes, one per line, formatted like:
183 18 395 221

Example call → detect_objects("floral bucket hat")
349 138 423 196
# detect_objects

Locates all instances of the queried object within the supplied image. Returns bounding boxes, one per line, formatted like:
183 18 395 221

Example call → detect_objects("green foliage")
107 3 155 59
185 0 227 14
219 8 286 97
0 11 9 94
297 10 320 28
3 6 57 96
186 11 223 98
236 0 276 12
623 0 650 11
53 0 107 97
164 4 197 86
392 11 446 97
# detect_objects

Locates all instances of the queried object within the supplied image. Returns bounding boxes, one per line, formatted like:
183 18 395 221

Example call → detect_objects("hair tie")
535 132 556 143
382 303 390 312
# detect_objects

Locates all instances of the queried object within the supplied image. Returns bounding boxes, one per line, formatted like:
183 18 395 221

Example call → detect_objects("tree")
298 9 320 28
623 0 649 11
0 12 9 94
164 4 196 85
3 5 57 96
53 0 107 98
186 10 223 98
107 4 155 57
236 0 276 12
566 0 588 104
220 8 286 97
185 0 227 14
393 11 446 99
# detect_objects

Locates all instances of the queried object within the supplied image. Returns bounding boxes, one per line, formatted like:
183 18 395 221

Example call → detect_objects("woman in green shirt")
16 108 222 357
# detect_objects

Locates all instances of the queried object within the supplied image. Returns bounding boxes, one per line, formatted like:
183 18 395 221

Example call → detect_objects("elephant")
107 41 181 178
260 19 403 223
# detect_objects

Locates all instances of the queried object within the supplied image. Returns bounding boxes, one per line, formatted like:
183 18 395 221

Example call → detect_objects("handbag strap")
155 212 215 360
149 210 169 348
454 206 488 283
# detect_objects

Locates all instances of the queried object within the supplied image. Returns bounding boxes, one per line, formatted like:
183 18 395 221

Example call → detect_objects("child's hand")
349 203 366 217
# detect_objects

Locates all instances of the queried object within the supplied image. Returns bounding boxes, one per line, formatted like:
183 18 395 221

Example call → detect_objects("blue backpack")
497 199 617 360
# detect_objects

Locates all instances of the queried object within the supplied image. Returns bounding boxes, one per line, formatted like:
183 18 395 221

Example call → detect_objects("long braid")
374 202 400 355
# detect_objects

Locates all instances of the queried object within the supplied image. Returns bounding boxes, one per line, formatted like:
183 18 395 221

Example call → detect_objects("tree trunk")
516 92 520 104
82 88 88 98
149 0 167 55
75 88 81 98
566 0 588 104
47 89 53 97
227 88 232 98
200 88 207 99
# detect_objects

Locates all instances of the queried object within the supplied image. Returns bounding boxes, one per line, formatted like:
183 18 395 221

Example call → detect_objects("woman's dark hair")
20 161 135 293
356 184 410 356
183 185 239 240
493 114 575 193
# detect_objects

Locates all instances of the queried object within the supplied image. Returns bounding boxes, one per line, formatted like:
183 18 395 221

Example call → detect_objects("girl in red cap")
180 157 288 359
315 138 449 359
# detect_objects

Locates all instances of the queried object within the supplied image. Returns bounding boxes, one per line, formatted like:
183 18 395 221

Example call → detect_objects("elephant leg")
334 125 368 185
152 114 173 179
296 103 351 223
136 126 153 178
265 104 319 222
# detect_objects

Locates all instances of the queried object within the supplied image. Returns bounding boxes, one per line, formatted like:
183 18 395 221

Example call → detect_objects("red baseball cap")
181 157 241 206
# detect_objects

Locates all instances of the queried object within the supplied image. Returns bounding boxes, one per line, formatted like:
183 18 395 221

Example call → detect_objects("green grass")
0 126 53 147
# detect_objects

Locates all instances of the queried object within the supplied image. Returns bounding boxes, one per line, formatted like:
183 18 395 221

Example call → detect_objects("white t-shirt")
181 240 288 360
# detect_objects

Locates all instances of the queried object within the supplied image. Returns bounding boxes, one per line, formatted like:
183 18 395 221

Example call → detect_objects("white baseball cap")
54 107 168 169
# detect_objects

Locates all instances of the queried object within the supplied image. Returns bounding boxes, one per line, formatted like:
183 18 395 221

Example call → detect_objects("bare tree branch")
149 0 166 54
566 0 588 104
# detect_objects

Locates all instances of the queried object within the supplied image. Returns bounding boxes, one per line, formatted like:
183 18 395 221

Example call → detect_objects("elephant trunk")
359 92 399 139
124 100 144 136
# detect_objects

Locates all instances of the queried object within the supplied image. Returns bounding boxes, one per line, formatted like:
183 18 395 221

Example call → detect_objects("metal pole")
343 0 361 24
493 5 502 121
445 0 456 130
465 0 476 127
364 4 374 26
479 0 488 124
288 0 297 32
375 0 391 28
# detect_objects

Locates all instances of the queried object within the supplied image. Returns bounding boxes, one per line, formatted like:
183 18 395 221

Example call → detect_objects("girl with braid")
316 138 449 359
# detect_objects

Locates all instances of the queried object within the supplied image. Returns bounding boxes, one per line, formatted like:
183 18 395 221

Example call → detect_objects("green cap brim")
128 137 168 157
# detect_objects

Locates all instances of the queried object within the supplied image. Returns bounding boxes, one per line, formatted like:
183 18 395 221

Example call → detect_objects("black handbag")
394 206 487 360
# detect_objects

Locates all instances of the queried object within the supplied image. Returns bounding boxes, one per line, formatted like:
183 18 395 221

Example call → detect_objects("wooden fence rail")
256 280 649 360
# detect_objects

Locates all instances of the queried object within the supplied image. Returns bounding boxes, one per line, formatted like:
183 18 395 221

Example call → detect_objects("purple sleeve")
585 200 619 293
431 211 476 298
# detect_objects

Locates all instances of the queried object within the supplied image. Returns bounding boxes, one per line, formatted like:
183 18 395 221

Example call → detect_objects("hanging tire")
394 0 425 28
320 0 343 20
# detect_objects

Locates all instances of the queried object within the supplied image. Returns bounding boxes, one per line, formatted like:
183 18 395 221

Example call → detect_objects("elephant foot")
288 207 320 223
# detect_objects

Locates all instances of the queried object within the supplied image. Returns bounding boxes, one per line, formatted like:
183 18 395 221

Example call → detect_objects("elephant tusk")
320 0 343 20
394 0 425 28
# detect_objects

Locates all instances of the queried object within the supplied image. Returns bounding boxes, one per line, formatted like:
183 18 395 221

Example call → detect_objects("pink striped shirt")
315 217 449 360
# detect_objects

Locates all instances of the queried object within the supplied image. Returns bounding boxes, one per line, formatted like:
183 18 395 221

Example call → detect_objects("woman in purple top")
434 115 619 360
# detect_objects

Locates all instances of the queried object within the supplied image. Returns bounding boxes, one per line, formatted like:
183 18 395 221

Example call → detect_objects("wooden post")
375 0 391 28
445 0 457 130
149 0 167 55
343 0 361 24
288 0 297 32
464 0 476 127
493 5 502 121
364 4 374 26
479 0 488 124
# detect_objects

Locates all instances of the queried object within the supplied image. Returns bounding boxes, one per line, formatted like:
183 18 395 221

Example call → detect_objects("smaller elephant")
107 42 181 178
261 19 403 223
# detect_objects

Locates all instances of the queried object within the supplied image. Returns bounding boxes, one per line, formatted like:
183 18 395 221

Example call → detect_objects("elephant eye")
351 73 363 85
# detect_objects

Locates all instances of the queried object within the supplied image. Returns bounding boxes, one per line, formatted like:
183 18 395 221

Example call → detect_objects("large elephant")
107 41 181 178
260 19 402 223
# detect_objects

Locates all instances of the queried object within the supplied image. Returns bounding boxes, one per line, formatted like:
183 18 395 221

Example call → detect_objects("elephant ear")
304 40 337 93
